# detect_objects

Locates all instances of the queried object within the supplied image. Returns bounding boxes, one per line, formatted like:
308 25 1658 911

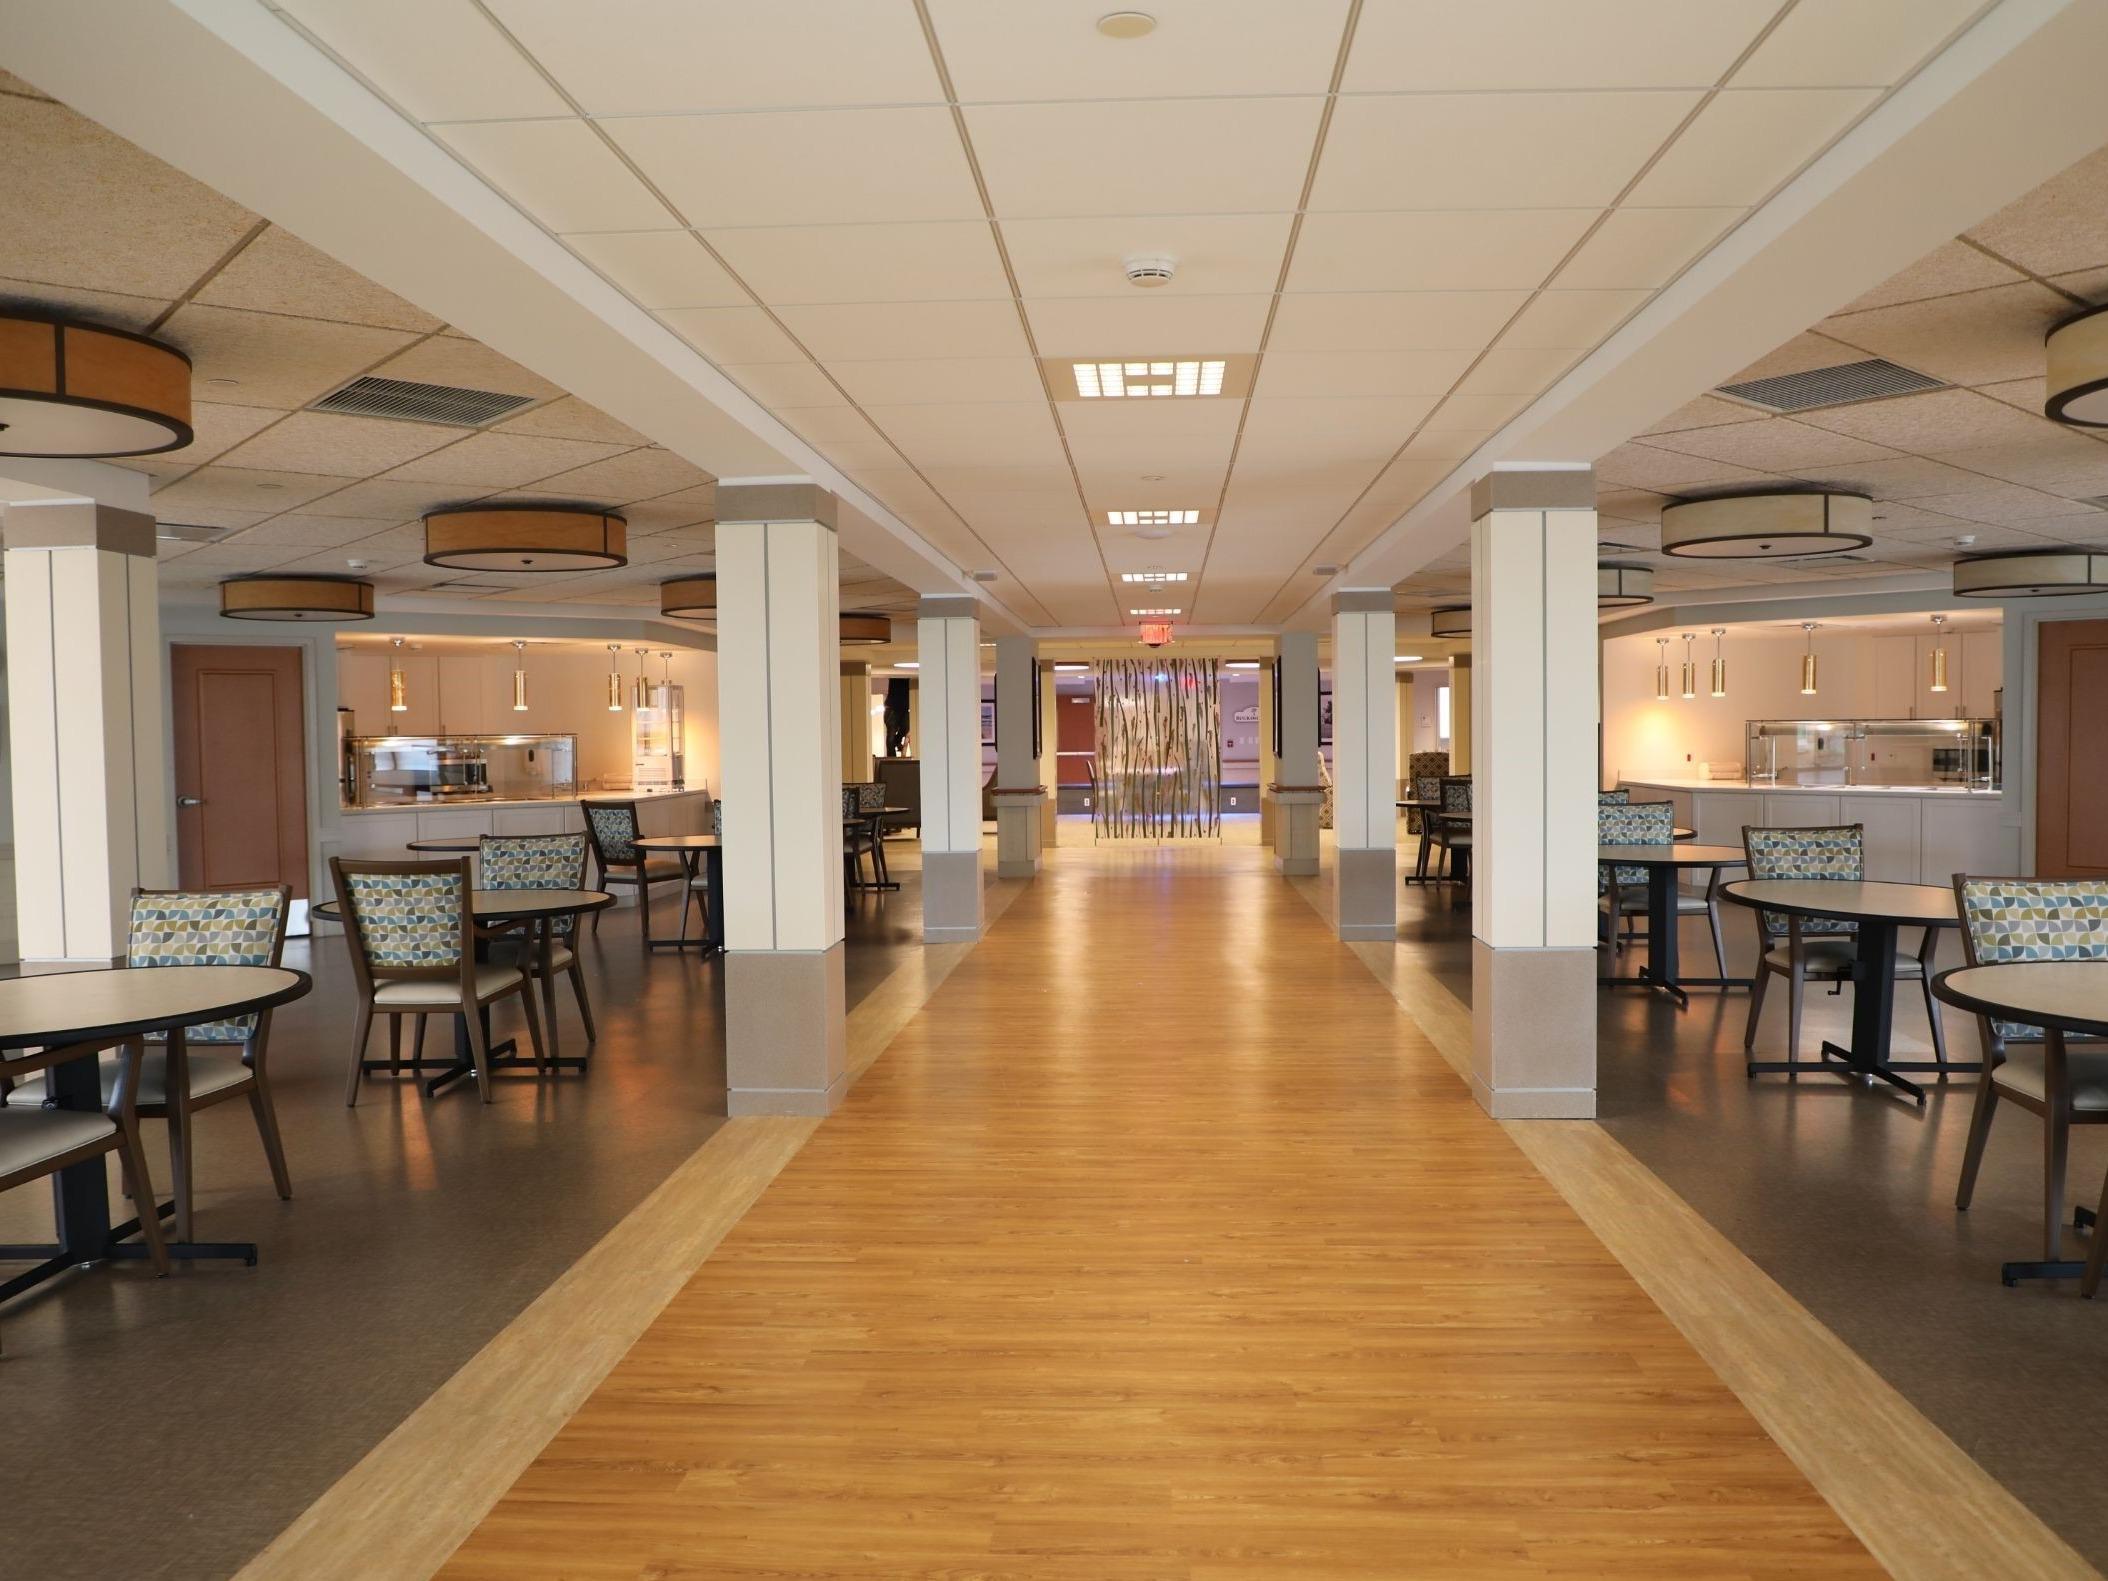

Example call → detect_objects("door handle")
176 795 204 808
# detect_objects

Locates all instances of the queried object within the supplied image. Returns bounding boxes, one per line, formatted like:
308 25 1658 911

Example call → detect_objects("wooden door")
171 645 310 897
2036 619 2108 878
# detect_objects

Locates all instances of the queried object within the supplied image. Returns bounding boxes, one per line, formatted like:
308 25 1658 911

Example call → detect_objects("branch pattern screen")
1092 658 1222 840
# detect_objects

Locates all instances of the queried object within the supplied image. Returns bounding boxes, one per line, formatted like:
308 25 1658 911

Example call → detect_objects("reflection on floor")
1399 868 2108 1571
0 841 931 1581
441 840 1875 1579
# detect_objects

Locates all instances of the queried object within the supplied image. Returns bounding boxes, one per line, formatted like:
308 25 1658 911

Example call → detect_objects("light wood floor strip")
439 845 1892 1580
1321 885 2098 1581
231 897 1016 1581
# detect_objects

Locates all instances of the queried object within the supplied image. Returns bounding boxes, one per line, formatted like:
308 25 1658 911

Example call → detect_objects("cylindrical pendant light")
0 310 194 457
660 573 716 617
606 643 624 712
1654 637 1670 702
1430 605 1471 638
839 612 892 645
1660 490 1872 559
1928 615 1949 694
511 639 529 712
218 574 374 621
1709 628 1727 699
1680 633 1697 700
2045 302 2108 427
388 637 408 713
633 646 652 709
423 505 626 571
1799 622 1820 696
1952 549 2108 598
1597 563 1654 608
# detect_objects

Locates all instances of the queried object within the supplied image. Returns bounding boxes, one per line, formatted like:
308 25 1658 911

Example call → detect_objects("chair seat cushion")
1760 938 1924 978
529 944 576 973
1993 1046 2108 1111
0 1106 114 1173
374 963 524 1007
5 1049 251 1109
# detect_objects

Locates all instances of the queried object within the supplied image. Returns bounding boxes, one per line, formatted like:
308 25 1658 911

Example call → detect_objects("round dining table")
314 889 613 1092
1597 842 1749 1006
0 964 310 1300
405 837 482 853
1934 959 2108 1290
633 834 724 952
1722 879 1968 1104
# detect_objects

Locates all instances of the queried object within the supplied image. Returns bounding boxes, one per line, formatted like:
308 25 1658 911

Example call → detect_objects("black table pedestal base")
0 1200 254 1303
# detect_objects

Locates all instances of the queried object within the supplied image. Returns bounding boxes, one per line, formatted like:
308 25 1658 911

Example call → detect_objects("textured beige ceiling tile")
370 336 566 401
1641 393 1768 435
0 276 170 332
160 304 417 410
145 505 271 533
1901 482 2092 525
495 396 653 448
298 477 474 520
1643 417 1896 471
2047 267 2108 306
217 410 461 477
384 431 629 489
231 514 404 548
1785 455 1994 499
1966 146 2108 278
1796 387 2058 450
1820 280 2071 387
1924 433 2108 495
158 401 285 468
531 447 714 503
1593 441 1776 493
1974 376 2049 415
195 226 444 331
1835 239 2024 315
148 465 351 513
1717 330 1869 386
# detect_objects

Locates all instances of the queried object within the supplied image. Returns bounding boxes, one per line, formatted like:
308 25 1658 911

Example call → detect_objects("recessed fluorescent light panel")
1129 606 1182 616
1046 353 1254 401
1107 510 1200 529
1119 570 1189 583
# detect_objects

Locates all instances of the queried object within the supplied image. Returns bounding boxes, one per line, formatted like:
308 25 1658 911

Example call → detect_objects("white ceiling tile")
383 431 630 489
930 0 1348 100
1733 0 1988 88
966 98 1324 219
925 465 1077 497
433 120 676 233
215 411 461 476
1553 207 1743 289
1267 291 1527 352
606 108 982 228
1965 146 2108 279
160 304 417 410
1314 92 1698 212
1642 417 1897 470
485 0 942 112
828 357 1046 407
657 306 808 364
865 403 1064 470
1065 428 1236 478
1498 288 1652 349
1344 0 1778 91
1455 346 1579 396
1241 395 1436 448
1290 210 1599 293
1820 280 2071 387
1058 398 1243 442
196 226 444 331
721 361 848 408
1428 392 1530 429
705 221 1008 305
1626 89 1881 207
563 231 747 310
1023 294 1272 356
776 299 1030 361
1000 213 1293 298
1254 349 1472 399
277 0 571 121
1835 238 2022 315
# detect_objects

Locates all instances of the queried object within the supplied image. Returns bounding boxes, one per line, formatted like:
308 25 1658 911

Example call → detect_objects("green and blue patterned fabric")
1744 825 1861 937
1599 788 1631 804
585 802 639 863
1599 799 1673 890
128 888 286 1043
1958 877 2108 1042
343 870 463 969
480 833 587 938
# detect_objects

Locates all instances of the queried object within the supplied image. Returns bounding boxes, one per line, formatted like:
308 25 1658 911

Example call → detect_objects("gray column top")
1469 467 1596 517
715 481 835 527
2 499 157 557
918 595 978 619
1331 589 1394 614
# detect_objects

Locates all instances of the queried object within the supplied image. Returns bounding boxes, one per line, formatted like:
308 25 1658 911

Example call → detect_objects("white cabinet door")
1838 794 1919 882
436 657 488 735
1870 636 1916 718
338 652 390 735
1762 794 1840 829
393 655 440 735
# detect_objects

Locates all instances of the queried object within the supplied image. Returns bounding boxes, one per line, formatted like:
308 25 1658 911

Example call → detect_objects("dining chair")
1598 788 1631 804
1597 802 1726 973
1403 750 1449 836
331 856 545 1105
1949 875 2108 1284
1740 824 1946 1069
1407 772 1447 881
1427 775 1472 882
581 800 684 943
480 833 596 1052
2 885 296 1244
843 784 878 888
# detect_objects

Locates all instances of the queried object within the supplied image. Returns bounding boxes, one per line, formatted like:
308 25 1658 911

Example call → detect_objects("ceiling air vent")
1715 358 1943 414
312 375 536 428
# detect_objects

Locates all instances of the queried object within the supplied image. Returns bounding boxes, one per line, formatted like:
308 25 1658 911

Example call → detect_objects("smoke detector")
1123 253 1177 288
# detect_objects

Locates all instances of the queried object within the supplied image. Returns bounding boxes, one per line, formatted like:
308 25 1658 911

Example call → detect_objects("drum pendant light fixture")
0 311 193 457
1799 623 1820 696
1429 605 1471 638
511 640 529 712
1928 615 1949 693
606 644 624 712
2045 303 2108 427
1597 562 1654 607
1660 490 1872 558
1709 629 1728 699
1952 548 2108 597
423 505 626 571
218 574 374 621
388 637 408 713
839 612 892 645
660 574 716 617
1654 638 1670 702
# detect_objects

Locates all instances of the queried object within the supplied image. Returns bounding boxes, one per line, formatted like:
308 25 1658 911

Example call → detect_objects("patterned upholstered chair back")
1404 751 1449 833
1955 876 2108 1042
128 886 290 1044
854 781 886 814
584 802 640 865
1440 776 1472 815
1743 824 1863 937
709 798 724 837
338 863 467 972
1599 800 1673 888
841 785 862 819
480 833 587 938
1599 788 1631 804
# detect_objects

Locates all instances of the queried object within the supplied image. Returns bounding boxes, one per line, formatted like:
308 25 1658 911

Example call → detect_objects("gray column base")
1470 938 1596 1119
1332 845 1397 940
725 944 848 1116
922 849 984 942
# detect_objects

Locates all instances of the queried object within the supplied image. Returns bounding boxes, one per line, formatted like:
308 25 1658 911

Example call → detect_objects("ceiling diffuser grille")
1715 358 1943 413
312 375 536 427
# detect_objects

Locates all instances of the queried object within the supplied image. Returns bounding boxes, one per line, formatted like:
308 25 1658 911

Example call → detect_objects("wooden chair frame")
580 800 683 946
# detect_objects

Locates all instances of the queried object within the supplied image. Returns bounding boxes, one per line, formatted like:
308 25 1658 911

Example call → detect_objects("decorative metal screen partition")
1092 658 1222 839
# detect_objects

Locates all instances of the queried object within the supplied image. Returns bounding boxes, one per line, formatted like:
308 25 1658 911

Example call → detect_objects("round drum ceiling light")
840 612 892 646
1659 491 1872 558
1096 10 1157 38
423 505 626 571
659 573 715 617
1952 548 2108 598
0 311 193 457
218 574 375 622
2045 304 2108 427
1597 562 1655 607
1429 605 1471 638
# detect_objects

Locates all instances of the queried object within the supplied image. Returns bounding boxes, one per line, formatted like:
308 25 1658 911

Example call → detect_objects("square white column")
1469 466 1599 1119
714 485 847 1115
991 633 1044 879
1330 591 1398 940
918 596 983 941
1271 631 1322 877
3 499 171 963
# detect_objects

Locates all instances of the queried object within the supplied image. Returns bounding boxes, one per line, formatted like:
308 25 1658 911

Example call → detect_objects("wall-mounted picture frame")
1030 657 1043 760
980 698 997 747
1319 685 1334 747
1269 658 1282 758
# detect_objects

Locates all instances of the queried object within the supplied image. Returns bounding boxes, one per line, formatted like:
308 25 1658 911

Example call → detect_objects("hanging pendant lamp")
839 612 892 645
606 644 624 712
1660 490 1872 558
1952 548 2108 597
388 637 409 714
1597 562 1654 608
1679 633 1697 700
0 311 193 457
219 574 374 621
2045 302 2108 427
660 573 716 617
1928 615 1949 694
511 640 530 712
1654 637 1670 701
423 504 626 571
1799 623 1820 696
1429 605 1471 638
1709 629 1727 699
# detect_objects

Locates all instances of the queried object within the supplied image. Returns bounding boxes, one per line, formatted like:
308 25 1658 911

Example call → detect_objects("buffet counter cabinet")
1620 777 2016 886
331 786 714 864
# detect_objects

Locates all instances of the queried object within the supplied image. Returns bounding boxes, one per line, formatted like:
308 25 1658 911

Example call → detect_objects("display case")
347 734 578 807
631 683 684 791
1744 717 1998 790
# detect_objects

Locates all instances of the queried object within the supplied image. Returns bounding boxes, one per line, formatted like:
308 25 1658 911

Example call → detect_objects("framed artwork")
1030 658 1043 760
980 698 997 746
1319 686 1334 747
1269 658 1282 757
